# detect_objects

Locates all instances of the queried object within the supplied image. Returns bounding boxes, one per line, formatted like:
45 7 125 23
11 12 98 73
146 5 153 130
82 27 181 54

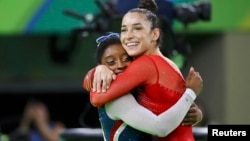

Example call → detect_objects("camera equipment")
174 1 211 25
62 0 211 68
63 0 211 34
108 0 211 25
156 1 211 68
63 0 121 35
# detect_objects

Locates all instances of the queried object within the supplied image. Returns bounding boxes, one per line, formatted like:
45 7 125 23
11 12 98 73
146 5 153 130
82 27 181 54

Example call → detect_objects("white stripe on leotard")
113 123 127 141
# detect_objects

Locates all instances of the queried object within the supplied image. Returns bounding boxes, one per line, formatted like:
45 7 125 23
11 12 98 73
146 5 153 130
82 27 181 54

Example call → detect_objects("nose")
114 60 128 74
116 60 126 69
124 29 134 40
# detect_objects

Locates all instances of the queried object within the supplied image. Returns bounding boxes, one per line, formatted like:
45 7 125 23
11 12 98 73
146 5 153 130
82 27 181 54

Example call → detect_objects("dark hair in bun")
127 0 161 46
138 0 158 14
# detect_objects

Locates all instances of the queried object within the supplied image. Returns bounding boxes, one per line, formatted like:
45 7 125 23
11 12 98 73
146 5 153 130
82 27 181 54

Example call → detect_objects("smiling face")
120 12 160 58
101 44 132 75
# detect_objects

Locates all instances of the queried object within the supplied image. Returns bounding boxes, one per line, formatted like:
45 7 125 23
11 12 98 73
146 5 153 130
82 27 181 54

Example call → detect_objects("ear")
151 28 160 41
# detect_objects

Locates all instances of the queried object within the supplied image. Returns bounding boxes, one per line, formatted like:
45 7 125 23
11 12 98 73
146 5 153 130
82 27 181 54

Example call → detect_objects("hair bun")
138 0 158 14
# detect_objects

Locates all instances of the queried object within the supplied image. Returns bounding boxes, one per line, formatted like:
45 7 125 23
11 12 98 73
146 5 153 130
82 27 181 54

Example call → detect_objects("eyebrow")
121 23 142 28
104 55 114 60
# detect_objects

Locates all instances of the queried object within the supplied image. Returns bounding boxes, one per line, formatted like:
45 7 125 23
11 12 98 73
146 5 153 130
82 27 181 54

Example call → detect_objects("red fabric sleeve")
83 68 96 92
90 56 157 107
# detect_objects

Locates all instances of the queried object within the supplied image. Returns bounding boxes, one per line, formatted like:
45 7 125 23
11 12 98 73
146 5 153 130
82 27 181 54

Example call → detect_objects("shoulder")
124 55 157 76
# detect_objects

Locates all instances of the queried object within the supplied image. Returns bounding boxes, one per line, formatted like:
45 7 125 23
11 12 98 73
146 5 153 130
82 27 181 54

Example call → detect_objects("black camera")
174 1 211 24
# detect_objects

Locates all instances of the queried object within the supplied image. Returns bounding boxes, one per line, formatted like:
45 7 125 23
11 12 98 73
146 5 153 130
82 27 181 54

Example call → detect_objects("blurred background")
0 0 250 139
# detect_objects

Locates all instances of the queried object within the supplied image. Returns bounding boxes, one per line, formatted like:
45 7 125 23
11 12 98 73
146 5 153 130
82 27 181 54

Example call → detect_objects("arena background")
0 0 250 136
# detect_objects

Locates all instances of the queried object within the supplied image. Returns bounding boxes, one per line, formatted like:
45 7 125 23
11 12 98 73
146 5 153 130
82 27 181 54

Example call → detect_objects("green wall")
1 0 250 34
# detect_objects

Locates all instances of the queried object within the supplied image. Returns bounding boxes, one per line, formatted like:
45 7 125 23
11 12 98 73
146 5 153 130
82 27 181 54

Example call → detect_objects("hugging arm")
106 89 196 137
90 56 156 107
83 64 203 126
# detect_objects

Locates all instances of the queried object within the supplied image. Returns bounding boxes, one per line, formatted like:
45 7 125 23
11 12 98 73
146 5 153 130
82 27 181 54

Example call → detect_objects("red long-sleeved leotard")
89 55 195 141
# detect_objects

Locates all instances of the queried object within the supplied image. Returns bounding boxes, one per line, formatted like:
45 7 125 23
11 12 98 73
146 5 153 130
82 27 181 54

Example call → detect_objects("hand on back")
182 103 203 126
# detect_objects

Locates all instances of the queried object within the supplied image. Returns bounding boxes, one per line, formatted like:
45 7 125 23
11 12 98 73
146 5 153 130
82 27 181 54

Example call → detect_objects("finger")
190 66 194 72
105 76 113 89
112 74 117 80
101 82 107 93
186 113 197 119
93 72 101 92
92 75 97 92
187 104 196 113
192 72 199 77
182 121 194 126
192 102 197 107
184 116 196 123
101 74 112 92
94 73 102 93
187 110 195 115
189 104 195 109
96 78 102 93
186 67 195 80
188 107 196 113
101 76 108 93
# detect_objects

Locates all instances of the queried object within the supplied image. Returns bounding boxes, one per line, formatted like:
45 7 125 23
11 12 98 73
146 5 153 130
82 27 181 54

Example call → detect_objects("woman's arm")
90 56 155 107
106 88 196 137
84 65 203 126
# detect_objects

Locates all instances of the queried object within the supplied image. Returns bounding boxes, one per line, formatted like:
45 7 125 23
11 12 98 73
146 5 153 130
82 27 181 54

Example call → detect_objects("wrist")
185 88 196 100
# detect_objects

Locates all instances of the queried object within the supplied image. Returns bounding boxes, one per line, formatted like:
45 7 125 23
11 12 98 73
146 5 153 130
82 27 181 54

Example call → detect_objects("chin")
127 51 138 57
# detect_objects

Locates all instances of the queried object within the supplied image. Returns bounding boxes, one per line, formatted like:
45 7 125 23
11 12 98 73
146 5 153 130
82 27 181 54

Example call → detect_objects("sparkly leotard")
98 107 152 141
89 55 195 141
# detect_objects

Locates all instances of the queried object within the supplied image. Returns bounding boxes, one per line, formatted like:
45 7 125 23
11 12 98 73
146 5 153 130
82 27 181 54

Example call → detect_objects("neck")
134 46 164 59
147 47 164 56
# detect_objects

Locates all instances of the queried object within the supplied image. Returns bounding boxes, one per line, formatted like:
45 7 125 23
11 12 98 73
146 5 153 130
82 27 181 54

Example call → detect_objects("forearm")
90 71 147 107
106 88 196 137
90 89 126 107
155 88 196 136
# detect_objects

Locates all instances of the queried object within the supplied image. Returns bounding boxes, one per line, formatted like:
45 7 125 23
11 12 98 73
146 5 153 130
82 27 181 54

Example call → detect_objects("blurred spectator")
9 100 65 141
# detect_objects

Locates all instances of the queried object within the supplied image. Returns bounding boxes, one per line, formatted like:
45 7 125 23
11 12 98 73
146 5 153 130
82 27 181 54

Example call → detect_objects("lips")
125 42 139 49
126 42 138 46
